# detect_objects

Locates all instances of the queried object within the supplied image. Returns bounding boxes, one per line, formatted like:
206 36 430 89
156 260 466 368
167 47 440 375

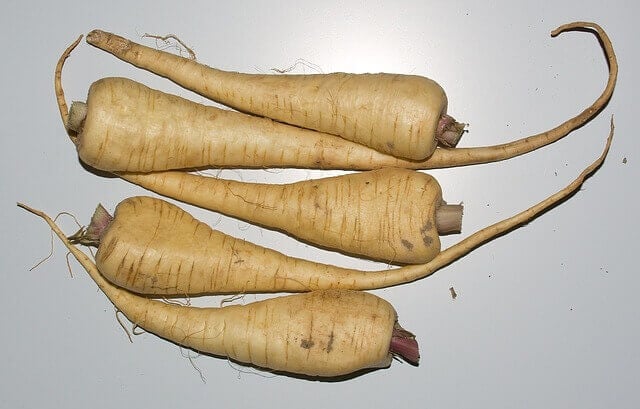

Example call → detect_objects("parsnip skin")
58 23 617 172
85 30 458 161
128 289 398 377
195 72 450 160
83 22 617 168
121 167 445 265
75 77 441 172
93 196 371 295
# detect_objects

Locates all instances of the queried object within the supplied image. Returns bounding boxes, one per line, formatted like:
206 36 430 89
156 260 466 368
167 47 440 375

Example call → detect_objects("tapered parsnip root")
52 35 436 172
68 196 374 295
85 33 464 161
116 118 614 292
55 34 83 144
18 202 419 377
120 167 461 265
82 21 616 169
69 195 457 295
63 77 460 172
66 119 612 296
55 22 616 172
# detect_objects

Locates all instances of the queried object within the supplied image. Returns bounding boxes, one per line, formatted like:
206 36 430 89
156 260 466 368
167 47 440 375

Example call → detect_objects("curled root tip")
550 21 604 37
55 34 84 141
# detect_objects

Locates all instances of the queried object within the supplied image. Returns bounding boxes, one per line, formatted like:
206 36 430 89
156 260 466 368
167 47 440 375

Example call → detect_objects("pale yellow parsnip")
19 202 404 377
94 196 373 295
120 167 447 265
58 23 617 172
197 71 449 159
86 28 455 160
78 77 418 172
72 77 456 172
82 22 616 167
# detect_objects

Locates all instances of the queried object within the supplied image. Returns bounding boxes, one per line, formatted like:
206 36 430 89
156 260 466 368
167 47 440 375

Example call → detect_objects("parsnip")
119 168 461 264
19 202 419 377
77 22 616 167
63 76 458 172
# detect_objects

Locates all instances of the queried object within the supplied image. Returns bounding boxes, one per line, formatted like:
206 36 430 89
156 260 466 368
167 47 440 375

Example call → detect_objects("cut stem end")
390 322 419 365
436 203 464 235
67 101 88 135
67 204 113 247
436 114 467 148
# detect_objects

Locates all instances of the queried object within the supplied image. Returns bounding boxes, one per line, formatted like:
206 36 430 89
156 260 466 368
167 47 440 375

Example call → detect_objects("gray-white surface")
1 1 637 408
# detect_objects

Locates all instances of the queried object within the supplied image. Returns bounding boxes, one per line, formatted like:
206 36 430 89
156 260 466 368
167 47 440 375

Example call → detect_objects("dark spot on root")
386 141 395 150
420 221 435 246
326 332 335 353
420 221 433 233
300 339 315 349
401 239 414 250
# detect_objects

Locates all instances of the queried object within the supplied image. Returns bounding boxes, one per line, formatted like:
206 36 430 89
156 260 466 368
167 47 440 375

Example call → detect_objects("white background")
1 1 637 408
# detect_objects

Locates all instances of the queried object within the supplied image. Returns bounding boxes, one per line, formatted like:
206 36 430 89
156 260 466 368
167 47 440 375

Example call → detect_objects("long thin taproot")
85 22 616 169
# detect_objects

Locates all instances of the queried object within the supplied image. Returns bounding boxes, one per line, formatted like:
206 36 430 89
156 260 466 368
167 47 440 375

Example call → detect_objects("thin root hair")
115 307 133 343
270 58 324 74
54 211 82 228
219 293 246 307
199 167 246 182
30 211 84 272
29 231 55 272
64 251 75 278
161 296 192 307
180 347 207 383
227 358 277 380
141 32 196 60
